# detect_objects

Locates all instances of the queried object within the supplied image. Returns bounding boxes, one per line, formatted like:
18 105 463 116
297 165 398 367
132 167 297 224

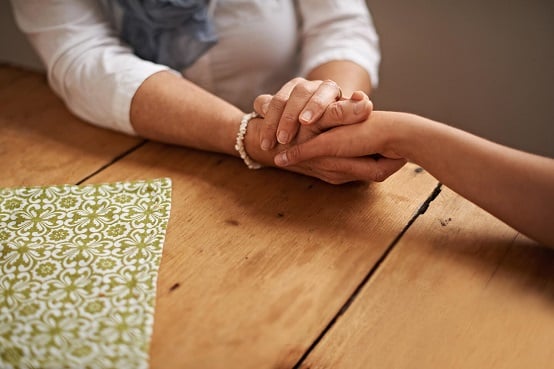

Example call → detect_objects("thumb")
315 91 373 131
253 94 273 117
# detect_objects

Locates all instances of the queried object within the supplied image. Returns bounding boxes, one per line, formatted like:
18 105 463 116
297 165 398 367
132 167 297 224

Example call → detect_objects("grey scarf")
117 0 218 70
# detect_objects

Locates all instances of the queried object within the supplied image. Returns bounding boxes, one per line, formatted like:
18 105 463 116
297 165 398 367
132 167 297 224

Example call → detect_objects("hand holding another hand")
256 77 346 150
246 90 406 184
273 110 407 171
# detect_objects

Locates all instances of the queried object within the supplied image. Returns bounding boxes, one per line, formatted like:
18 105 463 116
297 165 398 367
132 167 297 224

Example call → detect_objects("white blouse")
11 0 380 135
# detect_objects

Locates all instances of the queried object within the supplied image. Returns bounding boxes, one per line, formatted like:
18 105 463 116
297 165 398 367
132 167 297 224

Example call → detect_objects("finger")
299 79 343 125
315 91 373 131
260 78 302 151
274 124 373 167
276 80 320 144
253 94 273 117
322 156 406 183
358 157 407 182
287 156 406 184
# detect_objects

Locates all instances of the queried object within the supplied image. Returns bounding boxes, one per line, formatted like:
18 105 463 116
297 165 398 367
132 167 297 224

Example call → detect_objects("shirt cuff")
300 49 380 88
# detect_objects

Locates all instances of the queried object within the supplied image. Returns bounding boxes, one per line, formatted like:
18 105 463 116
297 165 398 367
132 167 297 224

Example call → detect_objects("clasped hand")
250 77 406 184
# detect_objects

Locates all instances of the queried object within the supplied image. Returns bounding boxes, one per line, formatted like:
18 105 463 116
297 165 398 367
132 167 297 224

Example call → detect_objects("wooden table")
2 66 552 369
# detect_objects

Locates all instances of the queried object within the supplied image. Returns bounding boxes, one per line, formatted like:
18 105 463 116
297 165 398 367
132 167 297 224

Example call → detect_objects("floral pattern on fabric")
0 178 172 369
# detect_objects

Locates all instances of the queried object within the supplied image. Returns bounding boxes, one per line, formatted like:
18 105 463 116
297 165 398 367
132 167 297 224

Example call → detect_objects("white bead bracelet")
235 112 263 170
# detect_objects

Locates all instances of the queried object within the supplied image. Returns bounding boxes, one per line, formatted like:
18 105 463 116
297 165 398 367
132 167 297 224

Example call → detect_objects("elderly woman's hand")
246 92 406 184
255 77 346 151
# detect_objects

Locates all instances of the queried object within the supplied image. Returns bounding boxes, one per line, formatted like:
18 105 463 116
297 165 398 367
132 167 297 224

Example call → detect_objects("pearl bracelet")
235 112 263 170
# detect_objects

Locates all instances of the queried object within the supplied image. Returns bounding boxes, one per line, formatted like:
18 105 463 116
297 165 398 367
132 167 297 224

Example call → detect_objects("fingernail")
262 102 269 115
275 152 288 166
261 139 272 151
277 131 289 144
300 110 313 123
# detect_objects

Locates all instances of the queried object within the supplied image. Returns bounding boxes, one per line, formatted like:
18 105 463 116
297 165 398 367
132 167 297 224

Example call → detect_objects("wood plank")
300 187 553 369
0 66 140 187
0 64 28 86
82 141 438 369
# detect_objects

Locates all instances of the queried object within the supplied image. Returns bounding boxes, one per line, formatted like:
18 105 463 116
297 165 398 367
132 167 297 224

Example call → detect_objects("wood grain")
6 66 547 369
301 187 553 369
83 141 438 369
0 66 140 187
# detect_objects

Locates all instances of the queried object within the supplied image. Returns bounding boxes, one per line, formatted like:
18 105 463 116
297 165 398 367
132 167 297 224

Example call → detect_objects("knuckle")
253 95 263 107
322 79 337 87
272 94 287 107
372 168 388 182
329 103 345 121
310 97 327 110
255 94 271 105
291 77 306 85
262 121 278 135
362 100 373 117
318 158 341 173
293 83 312 96
281 112 297 124
287 146 301 162
263 117 278 129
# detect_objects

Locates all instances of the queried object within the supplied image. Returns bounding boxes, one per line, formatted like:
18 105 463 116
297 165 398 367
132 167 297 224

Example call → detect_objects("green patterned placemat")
0 178 172 369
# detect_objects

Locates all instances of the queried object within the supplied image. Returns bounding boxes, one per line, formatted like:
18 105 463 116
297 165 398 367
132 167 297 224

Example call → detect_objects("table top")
2 66 552 369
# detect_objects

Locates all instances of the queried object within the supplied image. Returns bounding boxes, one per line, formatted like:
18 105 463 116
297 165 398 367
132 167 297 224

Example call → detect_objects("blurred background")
368 0 553 157
1 0 552 156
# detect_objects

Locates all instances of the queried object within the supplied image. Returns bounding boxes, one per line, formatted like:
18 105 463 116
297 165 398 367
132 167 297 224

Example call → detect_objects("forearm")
131 71 245 156
393 113 554 245
131 71 297 167
306 60 371 97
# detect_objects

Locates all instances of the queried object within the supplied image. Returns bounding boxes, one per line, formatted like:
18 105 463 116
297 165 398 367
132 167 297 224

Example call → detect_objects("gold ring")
336 86 343 101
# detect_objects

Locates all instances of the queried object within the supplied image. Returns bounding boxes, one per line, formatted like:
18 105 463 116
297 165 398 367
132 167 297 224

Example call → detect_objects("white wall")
1 0 552 156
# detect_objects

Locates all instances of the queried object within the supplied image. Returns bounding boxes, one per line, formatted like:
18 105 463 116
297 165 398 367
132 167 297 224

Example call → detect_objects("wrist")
384 112 437 165
234 112 264 169
243 117 278 167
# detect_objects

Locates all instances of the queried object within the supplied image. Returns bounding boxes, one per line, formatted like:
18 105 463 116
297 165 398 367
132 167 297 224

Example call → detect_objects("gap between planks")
71 145 444 368
291 182 444 369
75 140 148 185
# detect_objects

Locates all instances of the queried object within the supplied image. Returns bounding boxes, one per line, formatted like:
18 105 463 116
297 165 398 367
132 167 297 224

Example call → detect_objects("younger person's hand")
273 111 407 178
246 101 406 184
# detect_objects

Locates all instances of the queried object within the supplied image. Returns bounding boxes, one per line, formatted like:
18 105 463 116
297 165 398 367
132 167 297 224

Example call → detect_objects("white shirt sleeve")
297 0 381 87
10 0 172 135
